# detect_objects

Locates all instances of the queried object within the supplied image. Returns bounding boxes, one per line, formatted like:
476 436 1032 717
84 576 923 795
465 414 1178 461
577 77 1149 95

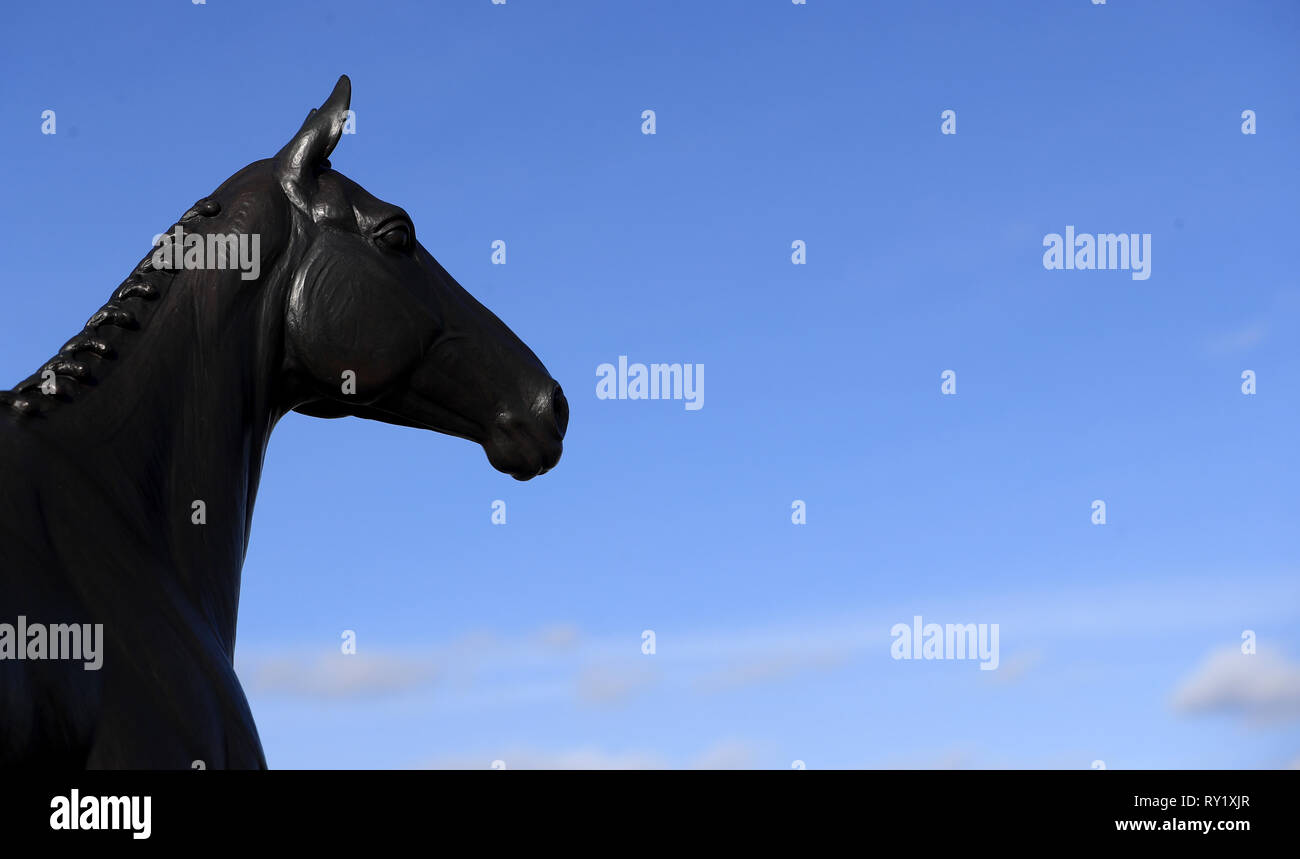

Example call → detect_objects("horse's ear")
275 75 351 212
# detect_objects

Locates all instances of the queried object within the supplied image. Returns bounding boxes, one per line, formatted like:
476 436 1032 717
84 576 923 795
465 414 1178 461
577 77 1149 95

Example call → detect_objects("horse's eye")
376 224 411 251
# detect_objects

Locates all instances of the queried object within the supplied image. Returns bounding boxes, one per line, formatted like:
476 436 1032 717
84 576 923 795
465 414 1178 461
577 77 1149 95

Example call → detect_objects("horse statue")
0 76 567 768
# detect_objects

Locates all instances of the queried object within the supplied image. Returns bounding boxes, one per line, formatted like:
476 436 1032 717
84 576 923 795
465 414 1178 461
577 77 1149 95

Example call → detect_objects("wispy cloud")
871 747 976 770
985 650 1044 685
425 747 667 770
691 650 846 694
1206 321 1269 355
240 651 439 699
575 663 659 706
238 574 1300 708
420 739 759 770
691 740 758 769
1172 647 1300 723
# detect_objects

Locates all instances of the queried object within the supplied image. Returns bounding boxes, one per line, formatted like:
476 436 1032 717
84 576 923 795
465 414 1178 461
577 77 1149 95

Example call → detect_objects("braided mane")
0 197 224 415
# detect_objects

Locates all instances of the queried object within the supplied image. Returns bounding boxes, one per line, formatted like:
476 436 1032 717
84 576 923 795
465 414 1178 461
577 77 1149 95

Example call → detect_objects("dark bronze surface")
0 76 566 768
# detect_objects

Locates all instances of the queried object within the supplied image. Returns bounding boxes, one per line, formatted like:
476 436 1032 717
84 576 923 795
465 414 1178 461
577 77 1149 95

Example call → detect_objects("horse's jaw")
357 385 566 481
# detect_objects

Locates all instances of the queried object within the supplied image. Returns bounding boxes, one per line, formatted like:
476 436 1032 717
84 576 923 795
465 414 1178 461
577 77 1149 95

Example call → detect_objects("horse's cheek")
288 260 429 399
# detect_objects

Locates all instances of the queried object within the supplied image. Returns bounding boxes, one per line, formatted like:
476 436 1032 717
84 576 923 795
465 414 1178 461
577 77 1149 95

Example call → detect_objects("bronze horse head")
0 76 566 767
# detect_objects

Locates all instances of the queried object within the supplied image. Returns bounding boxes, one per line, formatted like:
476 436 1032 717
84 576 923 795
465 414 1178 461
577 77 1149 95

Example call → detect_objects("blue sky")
2 0 1298 768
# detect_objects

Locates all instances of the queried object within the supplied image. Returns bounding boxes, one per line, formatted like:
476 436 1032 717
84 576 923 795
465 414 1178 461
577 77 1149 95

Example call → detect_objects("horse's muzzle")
485 383 567 480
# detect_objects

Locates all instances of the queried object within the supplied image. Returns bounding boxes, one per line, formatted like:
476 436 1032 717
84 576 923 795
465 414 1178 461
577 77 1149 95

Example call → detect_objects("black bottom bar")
1 770 1288 844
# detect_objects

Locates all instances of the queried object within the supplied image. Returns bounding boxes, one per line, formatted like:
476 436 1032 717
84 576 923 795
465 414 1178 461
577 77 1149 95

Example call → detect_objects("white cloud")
1207 321 1268 355
420 740 759 770
691 650 846 694
1172 647 1300 722
239 651 438 699
575 663 659 706
427 747 668 770
537 623 580 649
872 747 975 770
985 650 1043 685
691 740 757 769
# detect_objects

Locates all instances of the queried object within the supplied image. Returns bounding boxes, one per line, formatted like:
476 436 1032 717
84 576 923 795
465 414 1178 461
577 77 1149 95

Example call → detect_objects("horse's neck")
44 266 288 656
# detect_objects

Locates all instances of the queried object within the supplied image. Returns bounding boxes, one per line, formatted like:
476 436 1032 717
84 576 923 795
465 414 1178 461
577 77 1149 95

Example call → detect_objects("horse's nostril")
551 385 569 438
